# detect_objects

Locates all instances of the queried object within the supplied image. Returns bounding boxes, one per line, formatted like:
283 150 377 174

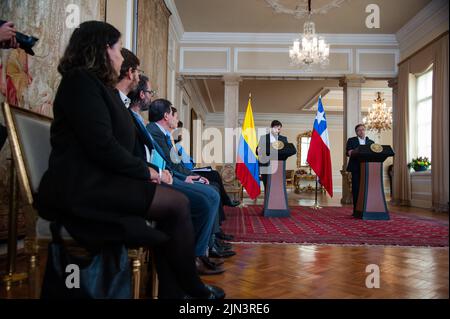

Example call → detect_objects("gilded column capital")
222 74 242 86
176 75 186 89
387 77 399 89
339 75 366 88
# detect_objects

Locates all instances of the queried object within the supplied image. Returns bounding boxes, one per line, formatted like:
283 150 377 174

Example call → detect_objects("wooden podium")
263 160 290 217
262 143 296 217
351 144 395 220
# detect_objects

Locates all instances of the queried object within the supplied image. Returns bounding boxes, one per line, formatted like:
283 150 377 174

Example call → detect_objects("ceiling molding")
180 32 398 46
233 47 353 76
355 48 399 76
164 0 185 41
179 47 231 74
264 0 348 19
396 0 449 57
205 111 344 128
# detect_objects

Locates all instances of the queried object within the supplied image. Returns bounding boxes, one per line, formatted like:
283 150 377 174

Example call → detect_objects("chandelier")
363 92 392 138
289 0 330 68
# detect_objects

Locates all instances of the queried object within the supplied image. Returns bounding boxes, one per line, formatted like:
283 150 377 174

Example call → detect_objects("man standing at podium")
257 120 289 191
346 124 374 214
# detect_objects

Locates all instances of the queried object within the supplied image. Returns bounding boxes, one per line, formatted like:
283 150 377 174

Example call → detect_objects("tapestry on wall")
0 0 106 244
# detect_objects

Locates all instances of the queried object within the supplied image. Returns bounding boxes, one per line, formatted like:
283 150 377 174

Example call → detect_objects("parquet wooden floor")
1 193 448 299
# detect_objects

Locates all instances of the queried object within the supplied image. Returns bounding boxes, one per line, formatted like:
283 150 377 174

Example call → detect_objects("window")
414 69 432 161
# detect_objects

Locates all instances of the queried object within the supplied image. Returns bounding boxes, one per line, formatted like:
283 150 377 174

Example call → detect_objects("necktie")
165 133 173 149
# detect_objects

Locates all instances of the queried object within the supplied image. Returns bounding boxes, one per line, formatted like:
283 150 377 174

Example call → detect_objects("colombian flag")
236 96 261 199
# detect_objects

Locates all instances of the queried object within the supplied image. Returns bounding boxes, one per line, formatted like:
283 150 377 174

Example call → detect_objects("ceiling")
192 78 391 114
173 0 431 34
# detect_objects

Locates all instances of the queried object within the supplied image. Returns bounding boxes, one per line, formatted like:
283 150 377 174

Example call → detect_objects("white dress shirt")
155 122 169 136
358 137 366 145
269 132 278 143
118 90 131 108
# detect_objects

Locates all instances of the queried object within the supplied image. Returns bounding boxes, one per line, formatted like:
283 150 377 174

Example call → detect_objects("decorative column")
175 75 187 126
339 76 365 204
222 75 242 164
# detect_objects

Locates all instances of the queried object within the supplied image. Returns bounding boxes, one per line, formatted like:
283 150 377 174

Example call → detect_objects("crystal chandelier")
363 92 392 138
289 0 330 68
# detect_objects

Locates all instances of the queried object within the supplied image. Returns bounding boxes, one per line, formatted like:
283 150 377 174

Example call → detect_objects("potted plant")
408 157 431 172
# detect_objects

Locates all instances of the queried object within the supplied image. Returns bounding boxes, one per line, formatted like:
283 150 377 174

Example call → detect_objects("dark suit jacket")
146 122 191 180
127 109 178 176
346 136 374 173
36 68 168 250
257 133 296 168
0 123 7 151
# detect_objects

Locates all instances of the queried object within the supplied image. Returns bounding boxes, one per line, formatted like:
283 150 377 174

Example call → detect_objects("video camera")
0 20 39 56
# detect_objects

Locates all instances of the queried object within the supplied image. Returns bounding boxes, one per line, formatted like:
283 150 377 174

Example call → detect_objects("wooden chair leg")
132 255 141 299
150 251 158 299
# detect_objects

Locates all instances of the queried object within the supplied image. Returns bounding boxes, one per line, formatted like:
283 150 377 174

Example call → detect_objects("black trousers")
261 174 268 194
351 170 360 213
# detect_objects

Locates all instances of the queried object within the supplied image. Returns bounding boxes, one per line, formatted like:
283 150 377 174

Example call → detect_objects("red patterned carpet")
221 205 449 247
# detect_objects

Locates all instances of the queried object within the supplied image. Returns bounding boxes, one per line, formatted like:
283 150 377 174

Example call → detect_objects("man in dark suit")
173 121 240 209
257 120 293 191
116 50 226 275
346 123 374 215
146 100 236 258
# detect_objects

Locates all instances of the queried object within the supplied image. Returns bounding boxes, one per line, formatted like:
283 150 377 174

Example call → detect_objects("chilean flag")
307 96 333 197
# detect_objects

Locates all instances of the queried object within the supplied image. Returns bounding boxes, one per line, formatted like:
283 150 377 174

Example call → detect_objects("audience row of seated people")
36 21 238 299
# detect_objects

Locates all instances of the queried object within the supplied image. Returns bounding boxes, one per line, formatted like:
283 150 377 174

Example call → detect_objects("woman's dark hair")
58 21 121 87
149 99 173 122
271 120 282 128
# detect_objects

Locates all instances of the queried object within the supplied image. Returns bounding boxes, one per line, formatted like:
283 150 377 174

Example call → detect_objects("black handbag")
40 222 132 299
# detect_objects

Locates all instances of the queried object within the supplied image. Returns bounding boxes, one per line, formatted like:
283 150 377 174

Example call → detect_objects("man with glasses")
121 52 227 274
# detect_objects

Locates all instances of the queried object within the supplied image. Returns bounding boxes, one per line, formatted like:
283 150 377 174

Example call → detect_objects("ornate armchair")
218 164 243 202
1 103 155 298
285 170 295 189
294 130 325 193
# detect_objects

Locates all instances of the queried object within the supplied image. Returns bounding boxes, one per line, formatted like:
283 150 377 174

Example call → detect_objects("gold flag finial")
249 92 252 99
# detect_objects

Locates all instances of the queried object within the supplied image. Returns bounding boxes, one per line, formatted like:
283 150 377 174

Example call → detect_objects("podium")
351 144 395 220
263 143 296 217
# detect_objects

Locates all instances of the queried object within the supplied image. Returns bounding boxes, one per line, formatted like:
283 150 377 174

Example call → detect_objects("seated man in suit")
173 120 241 209
116 49 225 275
257 120 291 191
346 123 374 216
147 100 236 258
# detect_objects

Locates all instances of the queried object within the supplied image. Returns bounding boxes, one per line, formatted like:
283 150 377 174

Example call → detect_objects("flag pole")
310 176 322 210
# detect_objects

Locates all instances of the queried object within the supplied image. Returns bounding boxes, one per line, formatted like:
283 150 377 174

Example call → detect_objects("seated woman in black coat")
36 20 223 299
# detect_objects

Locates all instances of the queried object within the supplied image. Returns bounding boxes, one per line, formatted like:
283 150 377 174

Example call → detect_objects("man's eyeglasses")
134 68 145 75
145 90 157 97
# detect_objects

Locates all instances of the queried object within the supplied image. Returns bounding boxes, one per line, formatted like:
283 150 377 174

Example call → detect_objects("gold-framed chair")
220 164 243 202
1 102 153 299
285 169 295 189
